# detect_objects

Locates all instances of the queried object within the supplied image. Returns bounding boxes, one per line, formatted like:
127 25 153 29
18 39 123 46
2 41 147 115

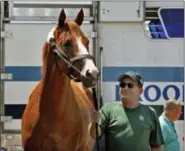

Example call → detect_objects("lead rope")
92 87 100 151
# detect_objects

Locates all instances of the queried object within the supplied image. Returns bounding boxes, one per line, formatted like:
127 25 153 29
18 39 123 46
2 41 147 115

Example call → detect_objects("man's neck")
121 100 139 109
164 112 174 122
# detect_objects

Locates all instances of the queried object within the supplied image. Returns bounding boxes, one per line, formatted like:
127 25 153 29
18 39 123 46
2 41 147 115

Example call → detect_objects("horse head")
43 9 99 88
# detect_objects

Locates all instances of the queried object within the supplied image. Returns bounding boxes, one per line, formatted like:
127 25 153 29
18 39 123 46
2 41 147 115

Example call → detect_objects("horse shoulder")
21 80 43 146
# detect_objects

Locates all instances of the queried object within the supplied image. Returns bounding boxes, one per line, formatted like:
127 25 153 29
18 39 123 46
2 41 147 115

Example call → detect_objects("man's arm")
89 104 109 139
151 146 163 151
149 108 164 150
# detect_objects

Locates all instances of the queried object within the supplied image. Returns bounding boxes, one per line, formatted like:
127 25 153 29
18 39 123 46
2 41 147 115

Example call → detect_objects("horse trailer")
0 1 184 150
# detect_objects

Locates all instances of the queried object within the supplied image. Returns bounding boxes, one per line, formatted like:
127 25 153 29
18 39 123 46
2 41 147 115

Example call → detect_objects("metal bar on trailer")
2 130 21 134
12 1 92 4
10 0 182 2
13 3 92 9
0 1 5 135
92 2 101 150
92 1 103 108
9 20 92 24
8 16 94 22
92 1 100 107
6 1 94 22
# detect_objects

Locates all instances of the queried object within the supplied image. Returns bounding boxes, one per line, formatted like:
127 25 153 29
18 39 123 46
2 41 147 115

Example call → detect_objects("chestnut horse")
21 9 99 151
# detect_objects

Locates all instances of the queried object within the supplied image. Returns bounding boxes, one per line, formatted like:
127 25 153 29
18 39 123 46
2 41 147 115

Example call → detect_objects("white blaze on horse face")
77 37 99 79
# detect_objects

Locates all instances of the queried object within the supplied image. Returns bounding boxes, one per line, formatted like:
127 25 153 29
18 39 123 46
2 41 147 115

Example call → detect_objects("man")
90 71 164 151
159 99 182 151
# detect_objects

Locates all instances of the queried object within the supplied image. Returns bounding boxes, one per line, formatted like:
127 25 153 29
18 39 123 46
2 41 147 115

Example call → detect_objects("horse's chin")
69 72 97 88
81 77 97 88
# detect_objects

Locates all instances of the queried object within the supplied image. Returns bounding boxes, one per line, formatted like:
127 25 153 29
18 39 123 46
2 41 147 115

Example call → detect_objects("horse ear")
75 9 84 26
58 9 66 28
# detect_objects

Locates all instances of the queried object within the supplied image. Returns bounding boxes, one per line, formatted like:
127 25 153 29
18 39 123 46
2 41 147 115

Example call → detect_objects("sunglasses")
119 82 138 88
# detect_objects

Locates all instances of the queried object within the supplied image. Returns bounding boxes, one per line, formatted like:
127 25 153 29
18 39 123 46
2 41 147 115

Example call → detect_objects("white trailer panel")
99 2 144 22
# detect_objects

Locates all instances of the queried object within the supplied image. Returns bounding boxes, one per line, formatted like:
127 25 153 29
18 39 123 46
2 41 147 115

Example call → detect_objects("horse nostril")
86 69 91 77
85 69 99 79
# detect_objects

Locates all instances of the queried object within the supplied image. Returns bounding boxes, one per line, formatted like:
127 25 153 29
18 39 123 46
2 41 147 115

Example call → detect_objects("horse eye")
63 40 72 48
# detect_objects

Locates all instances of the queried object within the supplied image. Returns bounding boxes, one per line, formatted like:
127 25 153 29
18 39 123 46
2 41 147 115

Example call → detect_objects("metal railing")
6 1 94 22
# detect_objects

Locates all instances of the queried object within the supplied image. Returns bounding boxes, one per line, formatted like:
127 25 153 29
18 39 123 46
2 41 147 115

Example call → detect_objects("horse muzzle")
80 68 99 88
85 69 99 80
81 76 98 88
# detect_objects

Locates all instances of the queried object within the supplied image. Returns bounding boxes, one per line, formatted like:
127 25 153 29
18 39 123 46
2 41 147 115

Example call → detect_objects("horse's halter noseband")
49 38 95 81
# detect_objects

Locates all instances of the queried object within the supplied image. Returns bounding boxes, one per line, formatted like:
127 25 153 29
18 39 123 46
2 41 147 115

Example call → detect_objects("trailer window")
148 20 167 39
158 8 184 38
143 7 167 39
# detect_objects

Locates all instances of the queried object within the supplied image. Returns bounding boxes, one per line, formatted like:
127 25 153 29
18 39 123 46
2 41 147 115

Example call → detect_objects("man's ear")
139 88 143 94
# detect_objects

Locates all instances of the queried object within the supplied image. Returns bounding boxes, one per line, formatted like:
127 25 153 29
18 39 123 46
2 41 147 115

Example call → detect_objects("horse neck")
39 57 94 116
39 65 70 115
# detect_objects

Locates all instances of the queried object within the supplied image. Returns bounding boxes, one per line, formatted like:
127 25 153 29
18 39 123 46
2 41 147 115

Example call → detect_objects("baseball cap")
117 71 144 87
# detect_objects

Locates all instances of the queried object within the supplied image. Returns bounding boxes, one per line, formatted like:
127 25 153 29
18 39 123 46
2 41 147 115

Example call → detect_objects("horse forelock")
54 20 88 49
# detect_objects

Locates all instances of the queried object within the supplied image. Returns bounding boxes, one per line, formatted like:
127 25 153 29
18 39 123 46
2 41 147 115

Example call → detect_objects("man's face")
171 106 182 121
119 77 143 101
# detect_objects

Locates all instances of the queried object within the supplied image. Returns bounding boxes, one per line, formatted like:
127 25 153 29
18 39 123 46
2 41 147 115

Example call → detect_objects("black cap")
117 71 144 87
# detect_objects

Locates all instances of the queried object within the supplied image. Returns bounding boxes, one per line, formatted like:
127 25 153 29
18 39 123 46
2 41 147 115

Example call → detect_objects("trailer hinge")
1 116 12 122
91 31 97 38
0 73 13 80
1 31 13 38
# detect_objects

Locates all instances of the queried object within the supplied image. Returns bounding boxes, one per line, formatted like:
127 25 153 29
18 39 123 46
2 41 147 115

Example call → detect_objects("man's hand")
89 110 101 139
90 109 101 124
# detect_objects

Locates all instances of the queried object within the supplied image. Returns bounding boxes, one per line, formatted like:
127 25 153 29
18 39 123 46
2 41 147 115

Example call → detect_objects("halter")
49 38 95 81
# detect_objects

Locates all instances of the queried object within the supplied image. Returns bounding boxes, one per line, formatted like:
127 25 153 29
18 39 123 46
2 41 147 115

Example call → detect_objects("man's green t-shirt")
99 102 164 151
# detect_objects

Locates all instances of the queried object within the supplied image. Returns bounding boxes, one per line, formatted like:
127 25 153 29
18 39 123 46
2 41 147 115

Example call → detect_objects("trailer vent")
145 7 159 20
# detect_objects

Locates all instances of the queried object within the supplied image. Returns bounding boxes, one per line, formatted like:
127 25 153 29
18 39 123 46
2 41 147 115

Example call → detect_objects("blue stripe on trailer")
4 104 184 120
4 66 184 82
103 66 184 82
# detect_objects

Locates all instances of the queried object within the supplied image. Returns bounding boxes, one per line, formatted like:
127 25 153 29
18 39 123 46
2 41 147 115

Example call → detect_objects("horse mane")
42 42 53 78
40 42 55 113
41 26 63 78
